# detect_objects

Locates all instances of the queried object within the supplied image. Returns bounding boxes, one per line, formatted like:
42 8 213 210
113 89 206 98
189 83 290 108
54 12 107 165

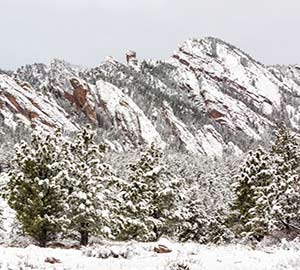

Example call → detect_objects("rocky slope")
1 37 300 156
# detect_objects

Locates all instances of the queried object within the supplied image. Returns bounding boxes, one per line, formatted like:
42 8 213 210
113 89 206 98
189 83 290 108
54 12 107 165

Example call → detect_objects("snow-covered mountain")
1 37 300 156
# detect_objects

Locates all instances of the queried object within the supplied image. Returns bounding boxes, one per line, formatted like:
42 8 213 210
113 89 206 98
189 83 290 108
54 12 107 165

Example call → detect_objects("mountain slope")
1 37 300 156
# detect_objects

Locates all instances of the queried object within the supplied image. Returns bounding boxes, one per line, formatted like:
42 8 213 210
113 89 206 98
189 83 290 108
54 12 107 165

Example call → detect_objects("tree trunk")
38 229 47 247
80 223 89 246
153 224 159 241
153 211 162 241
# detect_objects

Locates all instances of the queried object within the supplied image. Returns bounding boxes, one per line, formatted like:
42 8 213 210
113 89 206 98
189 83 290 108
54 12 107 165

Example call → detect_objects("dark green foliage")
117 143 183 241
229 126 300 240
4 130 66 247
271 125 300 170
179 194 230 244
61 126 117 245
268 125 300 230
230 146 273 239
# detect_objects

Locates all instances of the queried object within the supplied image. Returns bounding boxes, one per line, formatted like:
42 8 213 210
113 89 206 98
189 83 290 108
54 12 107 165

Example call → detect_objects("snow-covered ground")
0 240 300 270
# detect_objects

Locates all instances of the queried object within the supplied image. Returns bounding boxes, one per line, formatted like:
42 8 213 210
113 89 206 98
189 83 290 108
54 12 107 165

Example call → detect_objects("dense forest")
1 124 299 248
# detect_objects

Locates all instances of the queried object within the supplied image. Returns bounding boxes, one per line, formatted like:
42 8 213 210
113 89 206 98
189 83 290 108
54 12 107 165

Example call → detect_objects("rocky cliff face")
1 37 300 156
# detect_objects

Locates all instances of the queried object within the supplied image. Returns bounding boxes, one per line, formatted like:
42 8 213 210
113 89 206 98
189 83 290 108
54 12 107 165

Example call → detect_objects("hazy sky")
1 0 300 70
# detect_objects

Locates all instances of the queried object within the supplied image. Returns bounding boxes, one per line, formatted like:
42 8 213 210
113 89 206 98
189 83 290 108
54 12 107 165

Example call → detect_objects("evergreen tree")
179 164 233 244
179 188 212 243
268 125 300 230
181 193 230 243
230 146 273 239
118 143 183 241
3 127 124 246
162 152 239 243
4 130 67 247
61 126 120 245
0 173 8 238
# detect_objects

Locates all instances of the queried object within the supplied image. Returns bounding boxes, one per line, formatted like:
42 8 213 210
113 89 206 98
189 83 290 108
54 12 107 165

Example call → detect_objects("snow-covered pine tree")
178 187 211 243
269 125 300 231
181 191 230 244
4 130 67 247
0 172 8 239
230 146 273 239
119 143 183 241
61 126 121 245
179 161 234 244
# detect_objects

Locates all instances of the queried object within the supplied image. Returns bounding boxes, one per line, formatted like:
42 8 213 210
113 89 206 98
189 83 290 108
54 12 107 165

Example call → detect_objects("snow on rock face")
0 75 78 132
271 64 300 89
173 37 281 107
169 37 287 140
96 80 164 147
5 37 300 156
197 125 226 157
161 102 238 156
161 101 204 155
197 125 242 157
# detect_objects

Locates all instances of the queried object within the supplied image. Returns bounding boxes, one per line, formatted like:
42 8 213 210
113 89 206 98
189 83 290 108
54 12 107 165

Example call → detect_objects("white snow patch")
96 79 164 148
0 241 300 270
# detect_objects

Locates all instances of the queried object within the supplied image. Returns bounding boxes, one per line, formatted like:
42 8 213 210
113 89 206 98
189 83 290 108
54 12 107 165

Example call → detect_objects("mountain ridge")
1 37 300 156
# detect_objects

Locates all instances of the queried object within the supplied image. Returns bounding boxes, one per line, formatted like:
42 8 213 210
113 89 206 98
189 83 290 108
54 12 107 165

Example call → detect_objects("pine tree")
179 163 233 244
178 188 211 243
268 125 300 230
230 146 273 239
61 126 120 245
119 143 183 241
4 130 67 247
0 173 8 238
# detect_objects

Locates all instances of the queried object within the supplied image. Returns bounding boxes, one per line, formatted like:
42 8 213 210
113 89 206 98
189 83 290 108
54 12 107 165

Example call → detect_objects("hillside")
1 37 300 156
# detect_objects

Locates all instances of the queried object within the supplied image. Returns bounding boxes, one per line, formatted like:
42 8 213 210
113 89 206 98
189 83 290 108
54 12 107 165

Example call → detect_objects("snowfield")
0 241 300 270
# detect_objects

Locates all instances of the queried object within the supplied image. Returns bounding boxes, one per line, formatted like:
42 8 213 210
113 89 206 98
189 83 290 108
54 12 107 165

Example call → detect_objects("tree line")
0 125 299 247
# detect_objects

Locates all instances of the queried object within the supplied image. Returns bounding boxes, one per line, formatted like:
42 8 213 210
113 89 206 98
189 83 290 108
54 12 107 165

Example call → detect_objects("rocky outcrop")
126 50 138 67
4 37 300 156
0 74 78 131
169 37 287 139
96 79 164 148
65 78 96 121
154 244 172 254
44 257 61 264
161 101 204 155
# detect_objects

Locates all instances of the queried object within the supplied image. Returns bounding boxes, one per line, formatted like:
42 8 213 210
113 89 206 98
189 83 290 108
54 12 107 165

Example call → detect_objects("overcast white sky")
1 0 299 70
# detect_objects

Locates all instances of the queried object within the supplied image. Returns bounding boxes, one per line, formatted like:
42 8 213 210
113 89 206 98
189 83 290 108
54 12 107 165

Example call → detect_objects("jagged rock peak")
176 37 264 67
126 50 139 68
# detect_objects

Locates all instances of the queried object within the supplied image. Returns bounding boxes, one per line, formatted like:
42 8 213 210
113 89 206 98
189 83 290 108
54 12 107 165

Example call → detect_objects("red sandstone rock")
154 244 172 254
